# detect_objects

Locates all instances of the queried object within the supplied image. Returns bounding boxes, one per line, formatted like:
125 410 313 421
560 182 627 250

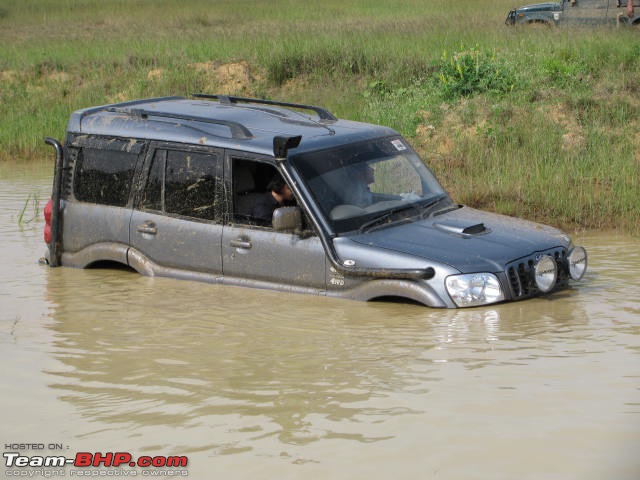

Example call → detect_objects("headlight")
445 273 505 307
567 246 587 281
534 255 557 293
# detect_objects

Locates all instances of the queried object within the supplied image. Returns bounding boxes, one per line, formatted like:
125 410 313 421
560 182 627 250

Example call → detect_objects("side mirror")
272 206 302 232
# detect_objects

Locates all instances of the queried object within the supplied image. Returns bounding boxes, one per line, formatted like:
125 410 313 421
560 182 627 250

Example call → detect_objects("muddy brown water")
1 162 639 479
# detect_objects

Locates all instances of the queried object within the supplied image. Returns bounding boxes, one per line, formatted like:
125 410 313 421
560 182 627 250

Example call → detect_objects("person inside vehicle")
346 162 375 207
251 174 296 225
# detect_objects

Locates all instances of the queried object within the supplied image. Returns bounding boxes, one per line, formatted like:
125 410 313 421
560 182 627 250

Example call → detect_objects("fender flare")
329 278 450 308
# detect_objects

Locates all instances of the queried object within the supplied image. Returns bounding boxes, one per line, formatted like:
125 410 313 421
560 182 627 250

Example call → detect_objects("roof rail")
79 96 185 123
191 93 338 123
105 107 253 140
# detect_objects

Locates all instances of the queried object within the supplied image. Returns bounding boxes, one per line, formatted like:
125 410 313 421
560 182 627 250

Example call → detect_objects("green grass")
1 0 638 232
17 192 41 227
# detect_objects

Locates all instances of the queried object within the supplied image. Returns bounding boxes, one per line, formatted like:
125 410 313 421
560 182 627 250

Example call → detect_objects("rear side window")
141 148 222 221
73 140 141 207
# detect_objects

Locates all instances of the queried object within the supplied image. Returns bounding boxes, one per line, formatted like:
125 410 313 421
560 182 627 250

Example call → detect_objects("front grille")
506 248 569 299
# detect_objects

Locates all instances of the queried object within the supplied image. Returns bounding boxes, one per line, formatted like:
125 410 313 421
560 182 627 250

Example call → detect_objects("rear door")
129 142 224 275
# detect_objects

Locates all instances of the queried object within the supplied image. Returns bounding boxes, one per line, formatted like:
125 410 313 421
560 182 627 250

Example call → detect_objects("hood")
349 206 570 273
517 2 561 12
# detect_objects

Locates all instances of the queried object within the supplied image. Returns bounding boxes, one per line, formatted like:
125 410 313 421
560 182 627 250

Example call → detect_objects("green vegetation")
1 0 638 232
17 192 40 227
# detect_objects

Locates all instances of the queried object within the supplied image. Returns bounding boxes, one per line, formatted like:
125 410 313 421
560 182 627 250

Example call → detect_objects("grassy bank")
1 0 638 233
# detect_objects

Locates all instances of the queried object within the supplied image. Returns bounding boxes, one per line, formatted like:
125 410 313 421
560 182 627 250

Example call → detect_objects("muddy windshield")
291 136 449 234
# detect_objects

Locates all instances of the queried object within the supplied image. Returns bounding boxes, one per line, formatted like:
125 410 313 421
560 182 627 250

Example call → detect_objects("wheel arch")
330 278 451 308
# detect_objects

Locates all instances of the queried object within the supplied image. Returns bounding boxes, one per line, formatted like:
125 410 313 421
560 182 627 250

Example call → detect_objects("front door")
221 155 326 292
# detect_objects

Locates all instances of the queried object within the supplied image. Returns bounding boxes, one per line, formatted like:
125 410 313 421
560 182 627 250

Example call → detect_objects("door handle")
230 238 252 249
136 221 157 235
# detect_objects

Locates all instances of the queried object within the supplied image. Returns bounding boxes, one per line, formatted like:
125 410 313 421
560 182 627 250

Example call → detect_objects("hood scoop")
433 221 490 237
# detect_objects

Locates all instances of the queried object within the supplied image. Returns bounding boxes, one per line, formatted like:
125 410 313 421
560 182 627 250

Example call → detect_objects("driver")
251 175 296 225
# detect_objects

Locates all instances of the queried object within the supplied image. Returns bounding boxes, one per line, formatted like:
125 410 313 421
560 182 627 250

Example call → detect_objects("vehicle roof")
67 95 398 157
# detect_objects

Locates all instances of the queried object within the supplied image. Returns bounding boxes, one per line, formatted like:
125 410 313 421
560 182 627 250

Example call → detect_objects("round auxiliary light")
567 246 587 281
534 255 557 293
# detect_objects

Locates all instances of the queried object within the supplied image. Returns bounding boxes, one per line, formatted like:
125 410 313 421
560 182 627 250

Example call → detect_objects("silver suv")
505 0 639 26
43 95 587 308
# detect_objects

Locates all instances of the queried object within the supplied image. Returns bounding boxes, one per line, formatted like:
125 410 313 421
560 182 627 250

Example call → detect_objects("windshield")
291 136 449 234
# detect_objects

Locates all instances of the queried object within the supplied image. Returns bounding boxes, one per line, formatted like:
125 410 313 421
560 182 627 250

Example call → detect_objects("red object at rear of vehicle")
44 198 52 244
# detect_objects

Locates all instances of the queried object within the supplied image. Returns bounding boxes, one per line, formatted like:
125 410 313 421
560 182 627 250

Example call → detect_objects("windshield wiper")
419 193 450 218
358 204 419 233
430 203 461 218
358 194 450 234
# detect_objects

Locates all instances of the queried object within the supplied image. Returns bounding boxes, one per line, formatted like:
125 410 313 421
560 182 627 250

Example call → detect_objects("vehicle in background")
505 0 639 26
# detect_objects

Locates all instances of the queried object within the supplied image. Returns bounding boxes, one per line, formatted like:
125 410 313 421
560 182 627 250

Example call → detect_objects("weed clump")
435 47 517 100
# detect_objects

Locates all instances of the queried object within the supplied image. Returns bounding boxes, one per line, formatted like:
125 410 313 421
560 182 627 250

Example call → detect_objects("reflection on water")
1 163 639 479
46 269 420 448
